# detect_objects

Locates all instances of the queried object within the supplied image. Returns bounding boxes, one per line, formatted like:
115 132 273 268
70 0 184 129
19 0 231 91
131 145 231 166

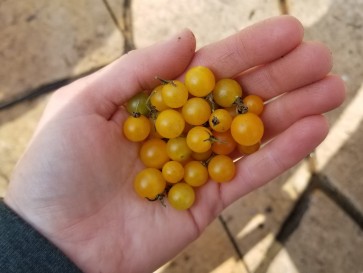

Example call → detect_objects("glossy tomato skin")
126 92 150 116
155 109 185 139
191 149 213 161
139 138 169 169
212 79 242 107
230 113 264 146
166 137 192 162
238 142 261 155
184 161 209 187
123 115 151 142
182 98 211 126
134 168 166 199
212 131 237 155
185 66 215 97
162 161 184 184
162 80 189 108
243 95 264 115
208 155 235 183
150 85 169 111
167 183 195 210
186 126 213 153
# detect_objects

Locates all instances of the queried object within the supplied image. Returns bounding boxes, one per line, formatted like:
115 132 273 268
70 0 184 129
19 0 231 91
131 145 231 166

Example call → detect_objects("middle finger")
236 41 333 100
261 74 345 141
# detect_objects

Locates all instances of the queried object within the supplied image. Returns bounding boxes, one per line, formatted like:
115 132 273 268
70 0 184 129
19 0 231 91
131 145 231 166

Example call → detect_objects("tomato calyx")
202 134 220 144
202 132 225 145
146 193 167 207
131 112 141 118
211 116 220 126
233 97 248 114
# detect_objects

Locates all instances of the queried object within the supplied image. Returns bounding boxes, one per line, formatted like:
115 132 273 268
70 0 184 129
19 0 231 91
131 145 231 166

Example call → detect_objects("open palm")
5 16 345 273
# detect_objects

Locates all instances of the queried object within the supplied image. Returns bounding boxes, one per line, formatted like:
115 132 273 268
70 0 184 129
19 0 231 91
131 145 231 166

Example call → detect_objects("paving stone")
314 80 363 216
154 219 248 273
289 0 363 213
132 0 280 49
321 119 363 213
0 0 124 101
287 0 332 27
0 95 50 197
220 163 312 272
289 0 363 119
266 190 363 273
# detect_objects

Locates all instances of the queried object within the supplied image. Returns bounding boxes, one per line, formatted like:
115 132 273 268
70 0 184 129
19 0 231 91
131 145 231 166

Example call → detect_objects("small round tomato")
185 66 215 97
243 95 264 115
139 138 169 169
134 168 166 199
167 183 195 210
123 115 150 142
184 161 209 187
209 109 233 132
208 155 235 183
230 113 264 146
238 142 261 155
150 85 169 111
212 79 242 107
182 98 211 125
148 119 162 139
162 161 184 184
191 149 213 161
161 80 188 108
126 92 150 116
225 106 239 118
155 109 185 139
166 137 192 162
186 126 213 153
212 131 237 155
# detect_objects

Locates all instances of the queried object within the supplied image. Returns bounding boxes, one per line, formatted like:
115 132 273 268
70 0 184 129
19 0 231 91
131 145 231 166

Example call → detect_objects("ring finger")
261 74 345 142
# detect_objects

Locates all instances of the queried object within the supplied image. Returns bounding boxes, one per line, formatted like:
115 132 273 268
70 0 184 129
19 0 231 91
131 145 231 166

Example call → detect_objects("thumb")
83 29 196 112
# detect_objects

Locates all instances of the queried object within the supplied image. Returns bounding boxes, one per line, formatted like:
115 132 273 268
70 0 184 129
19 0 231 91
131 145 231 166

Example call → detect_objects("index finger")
188 15 304 79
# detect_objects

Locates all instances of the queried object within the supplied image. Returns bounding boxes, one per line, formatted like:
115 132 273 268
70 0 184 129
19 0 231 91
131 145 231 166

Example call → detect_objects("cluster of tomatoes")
122 66 264 210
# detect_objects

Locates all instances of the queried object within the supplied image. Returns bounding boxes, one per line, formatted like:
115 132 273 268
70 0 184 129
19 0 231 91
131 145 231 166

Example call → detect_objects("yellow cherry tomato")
134 168 166 199
123 115 150 142
167 183 195 210
185 66 215 97
162 161 184 184
139 138 169 169
230 113 264 146
155 109 185 139
208 155 235 183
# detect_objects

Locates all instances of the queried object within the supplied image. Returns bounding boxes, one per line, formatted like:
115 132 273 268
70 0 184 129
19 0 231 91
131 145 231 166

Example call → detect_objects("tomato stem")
203 153 216 166
148 105 159 120
204 133 224 144
155 76 176 87
146 193 166 207
205 93 217 112
233 97 248 114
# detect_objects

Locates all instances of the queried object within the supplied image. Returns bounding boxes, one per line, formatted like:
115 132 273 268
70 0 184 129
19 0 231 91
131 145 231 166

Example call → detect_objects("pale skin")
4 16 345 273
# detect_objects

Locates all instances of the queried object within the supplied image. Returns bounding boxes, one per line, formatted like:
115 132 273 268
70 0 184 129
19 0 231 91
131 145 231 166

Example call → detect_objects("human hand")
4 16 345 273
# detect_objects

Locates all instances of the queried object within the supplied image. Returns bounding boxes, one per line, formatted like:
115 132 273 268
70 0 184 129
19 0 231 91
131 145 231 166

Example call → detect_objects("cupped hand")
4 16 345 273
